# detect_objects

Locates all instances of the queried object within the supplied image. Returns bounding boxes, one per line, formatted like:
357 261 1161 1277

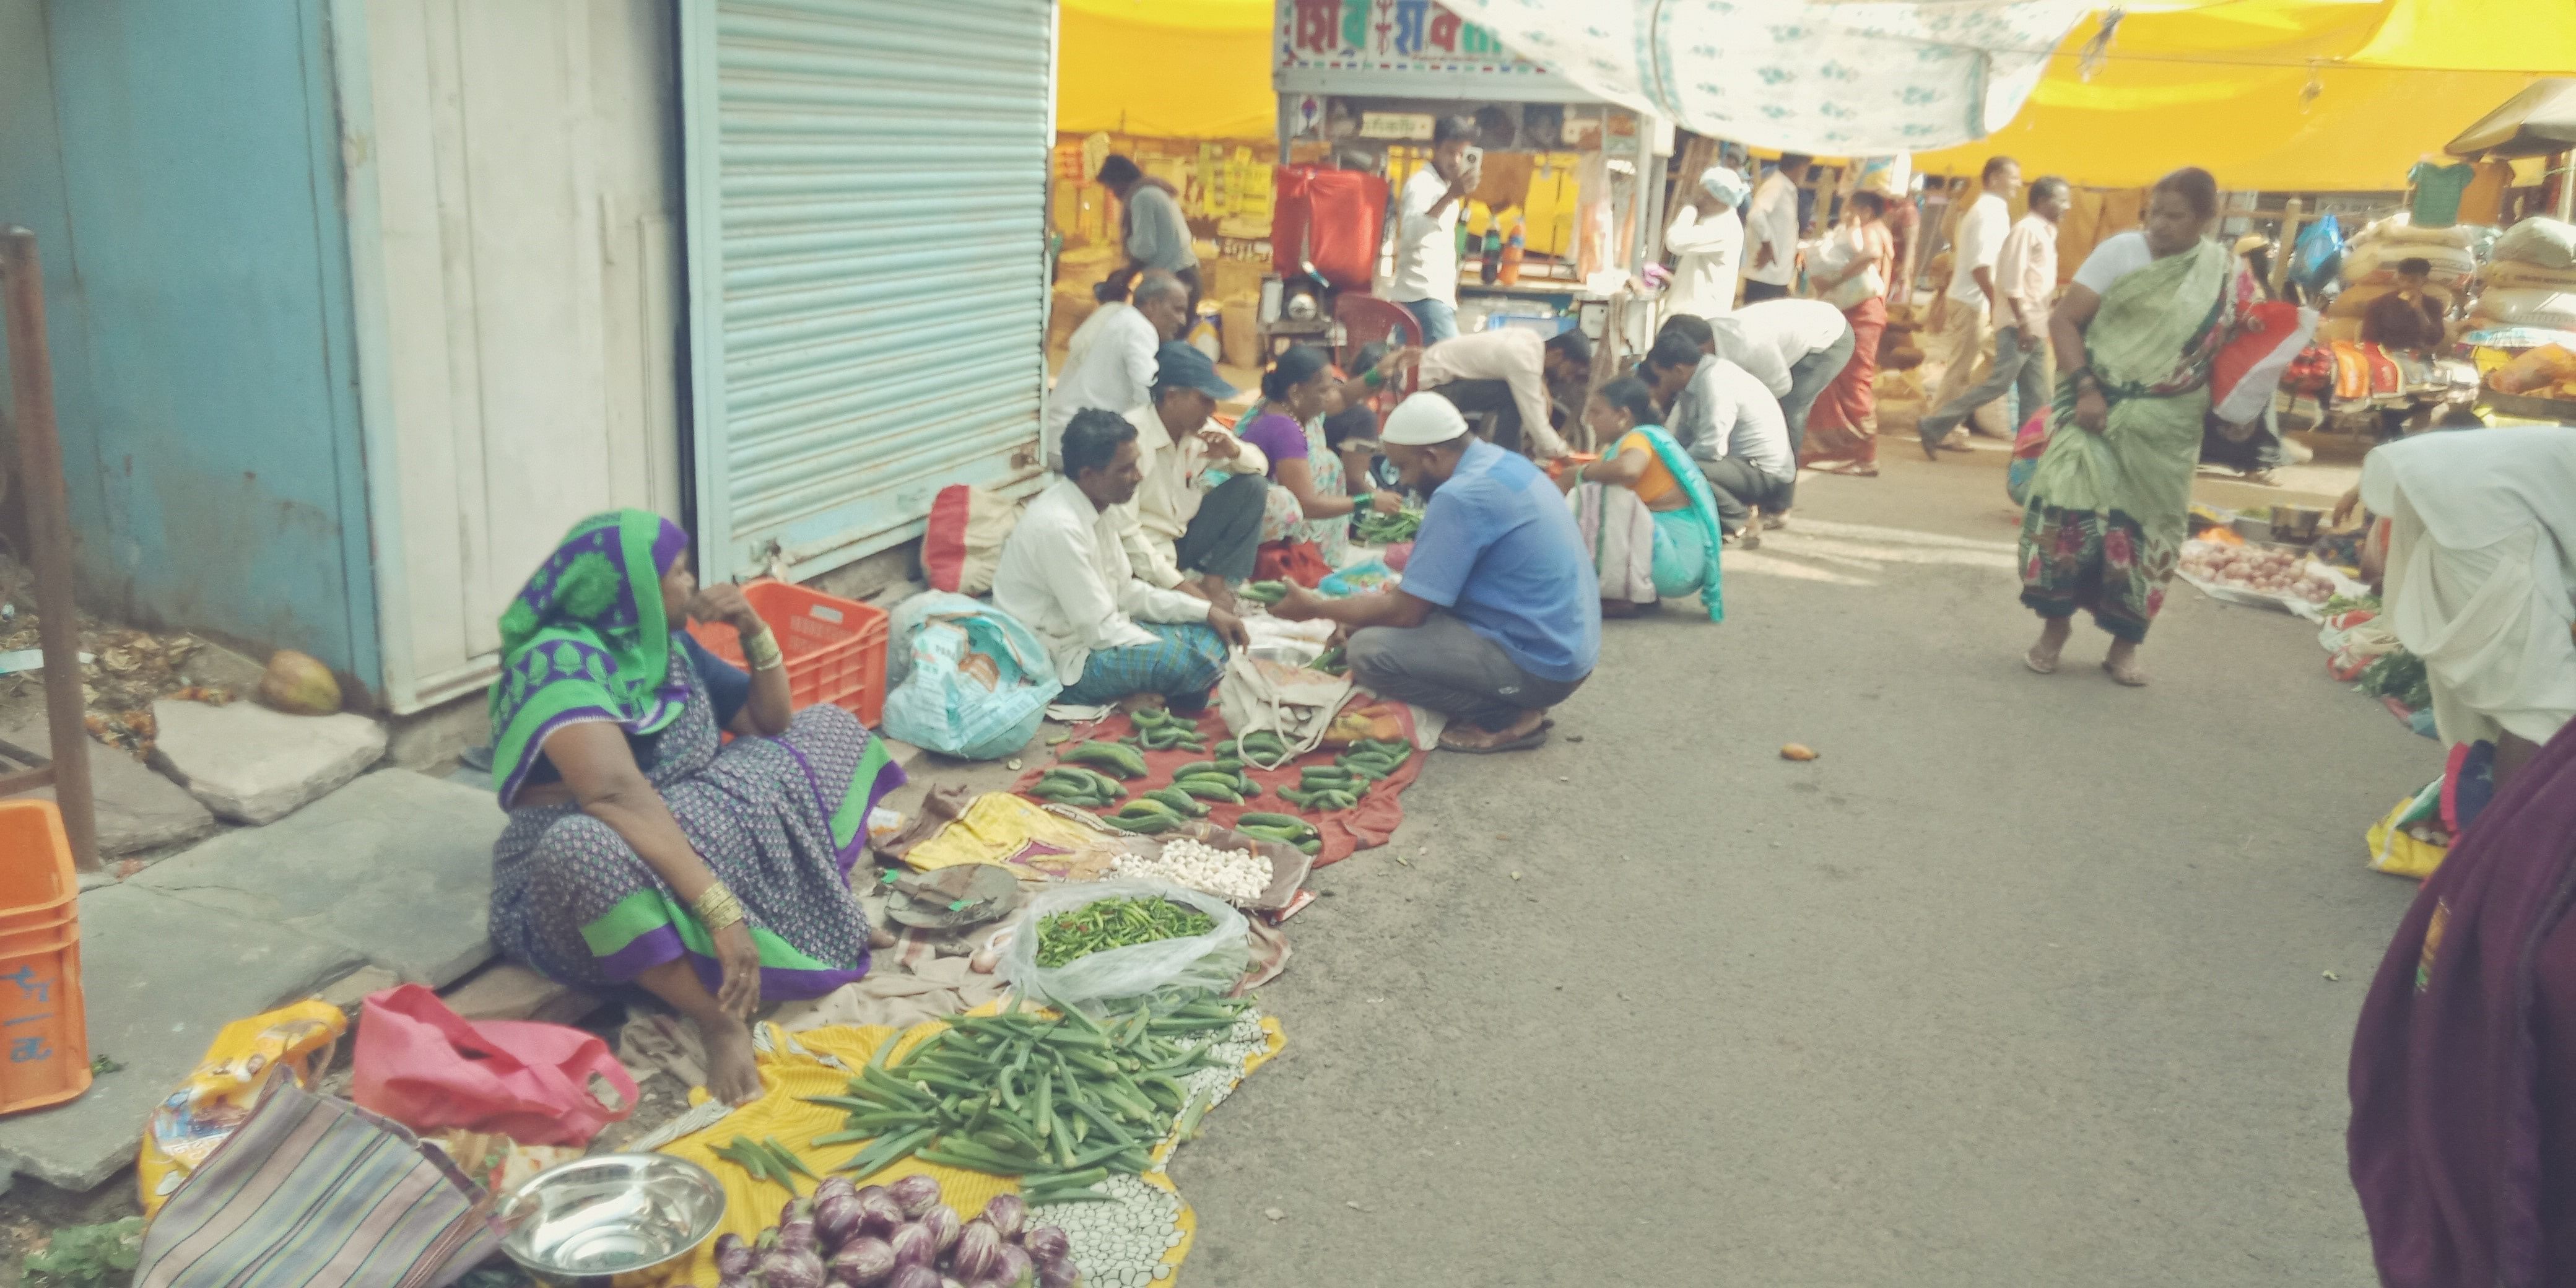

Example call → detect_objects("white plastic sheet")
1445 0 2095 155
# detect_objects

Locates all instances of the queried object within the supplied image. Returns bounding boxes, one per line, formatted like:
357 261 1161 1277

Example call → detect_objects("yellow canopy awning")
1914 0 2576 191
1057 0 1276 139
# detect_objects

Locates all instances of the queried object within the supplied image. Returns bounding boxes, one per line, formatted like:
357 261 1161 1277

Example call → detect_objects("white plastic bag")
998 879 1250 1016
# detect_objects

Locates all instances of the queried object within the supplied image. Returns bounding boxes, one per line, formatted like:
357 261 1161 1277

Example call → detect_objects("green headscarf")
488 510 692 806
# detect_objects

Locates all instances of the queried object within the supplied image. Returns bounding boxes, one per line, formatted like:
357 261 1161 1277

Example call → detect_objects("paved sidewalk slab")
136 770 505 987
0 884 367 1191
149 700 385 824
0 716 217 857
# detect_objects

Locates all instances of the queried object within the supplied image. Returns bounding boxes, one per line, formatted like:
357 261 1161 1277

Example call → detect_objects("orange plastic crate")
687 581 890 726
0 801 88 1115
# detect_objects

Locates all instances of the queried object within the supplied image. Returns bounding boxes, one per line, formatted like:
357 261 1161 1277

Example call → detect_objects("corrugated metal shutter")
681 0 1055 581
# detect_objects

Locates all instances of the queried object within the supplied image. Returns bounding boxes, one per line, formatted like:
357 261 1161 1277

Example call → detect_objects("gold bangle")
741 626 785 673
692 882 746 932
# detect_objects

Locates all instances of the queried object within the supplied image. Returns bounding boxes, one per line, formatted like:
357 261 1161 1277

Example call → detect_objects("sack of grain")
2473 285 2576 331
2492 217 2576 270
2477 259 2576 292
2354 212 2482 250
2340 240 2476 287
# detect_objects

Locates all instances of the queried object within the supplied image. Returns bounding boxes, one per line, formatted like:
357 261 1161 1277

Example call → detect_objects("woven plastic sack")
882 591 1059 760
999 878 1250 1016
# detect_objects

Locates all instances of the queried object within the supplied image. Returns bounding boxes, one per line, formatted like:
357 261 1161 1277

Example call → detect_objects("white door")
340 0 685 712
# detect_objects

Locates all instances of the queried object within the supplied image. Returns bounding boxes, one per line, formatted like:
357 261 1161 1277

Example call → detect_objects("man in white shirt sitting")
992 409 1252 713
1743 154 1810 304
1641 331 1795 547
1115 342 1269 611
1045 272 1191 469
1414 326 1591 460
1708 297 1855 471
1390 115 1482 345
1928 155 2021 438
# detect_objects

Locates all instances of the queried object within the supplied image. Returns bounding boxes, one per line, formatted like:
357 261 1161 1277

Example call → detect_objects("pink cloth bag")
352 984 635 1146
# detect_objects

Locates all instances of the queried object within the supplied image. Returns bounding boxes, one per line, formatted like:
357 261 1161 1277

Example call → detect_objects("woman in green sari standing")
2020 167 2258 684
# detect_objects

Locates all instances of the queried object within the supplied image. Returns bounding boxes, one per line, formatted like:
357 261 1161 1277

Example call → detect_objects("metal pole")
1 230 98 872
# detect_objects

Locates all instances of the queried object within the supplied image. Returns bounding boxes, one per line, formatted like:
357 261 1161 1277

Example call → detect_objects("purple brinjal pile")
713 1172 1077 1288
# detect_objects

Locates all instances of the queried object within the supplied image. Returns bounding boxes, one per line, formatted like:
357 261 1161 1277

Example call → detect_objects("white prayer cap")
1380 393 1470 446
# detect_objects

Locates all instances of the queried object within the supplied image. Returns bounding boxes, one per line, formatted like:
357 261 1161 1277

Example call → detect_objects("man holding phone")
1391 116 1483 345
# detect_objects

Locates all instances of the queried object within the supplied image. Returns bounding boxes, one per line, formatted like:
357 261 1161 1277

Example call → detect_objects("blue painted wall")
0 0 380 687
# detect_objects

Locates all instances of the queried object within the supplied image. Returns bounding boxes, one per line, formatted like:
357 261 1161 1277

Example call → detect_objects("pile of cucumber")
1098 757 1263 835
1277 739 1411 811
1027 740 1147 808
1118 707 1206 752
1231 813 1323 853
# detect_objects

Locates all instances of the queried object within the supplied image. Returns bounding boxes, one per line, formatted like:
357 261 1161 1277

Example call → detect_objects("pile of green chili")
1033 897 1214 968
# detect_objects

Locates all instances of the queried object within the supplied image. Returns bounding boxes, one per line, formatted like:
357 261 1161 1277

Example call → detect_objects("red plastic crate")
687 581 890 726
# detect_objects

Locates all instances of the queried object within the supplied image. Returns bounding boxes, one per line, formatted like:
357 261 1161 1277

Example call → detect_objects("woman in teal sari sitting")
2021 167 2260 685
1559 375 1726 621
486 511 903 1104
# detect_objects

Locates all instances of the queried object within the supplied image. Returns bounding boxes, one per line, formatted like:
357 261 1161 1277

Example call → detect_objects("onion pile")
2178 542 2334 604
711 1175 1079 1288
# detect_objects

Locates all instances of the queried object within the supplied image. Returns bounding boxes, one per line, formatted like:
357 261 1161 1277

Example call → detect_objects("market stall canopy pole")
2448 79 2576 159
1442 0 2098 155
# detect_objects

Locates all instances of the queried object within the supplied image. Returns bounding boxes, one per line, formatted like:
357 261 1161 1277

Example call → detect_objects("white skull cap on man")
1380 392 1471 446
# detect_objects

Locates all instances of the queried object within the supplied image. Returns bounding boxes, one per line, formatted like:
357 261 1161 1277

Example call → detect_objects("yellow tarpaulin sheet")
1915 0 2576 191
1060 0 1274 139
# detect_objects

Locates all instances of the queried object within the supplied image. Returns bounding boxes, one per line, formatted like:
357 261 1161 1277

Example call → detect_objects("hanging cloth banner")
1441 0 2099 155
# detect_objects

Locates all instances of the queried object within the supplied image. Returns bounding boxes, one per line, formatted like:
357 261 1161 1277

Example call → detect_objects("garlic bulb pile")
1112 837 1272 904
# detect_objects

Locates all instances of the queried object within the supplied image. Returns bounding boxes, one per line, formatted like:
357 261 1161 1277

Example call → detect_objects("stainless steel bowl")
499 1154 726 1284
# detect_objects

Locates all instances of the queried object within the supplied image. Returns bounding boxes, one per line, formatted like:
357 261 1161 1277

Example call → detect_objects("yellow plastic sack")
137 999 348 1215
2367 790 2448 881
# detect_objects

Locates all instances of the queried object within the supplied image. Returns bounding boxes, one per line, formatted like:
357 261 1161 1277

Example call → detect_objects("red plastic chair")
1333 294 1423 385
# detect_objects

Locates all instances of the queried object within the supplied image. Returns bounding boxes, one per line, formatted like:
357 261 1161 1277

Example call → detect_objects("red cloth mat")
1010 703 1421 866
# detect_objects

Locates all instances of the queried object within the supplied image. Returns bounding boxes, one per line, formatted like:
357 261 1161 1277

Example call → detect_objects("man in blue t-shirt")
1274 393 1600 752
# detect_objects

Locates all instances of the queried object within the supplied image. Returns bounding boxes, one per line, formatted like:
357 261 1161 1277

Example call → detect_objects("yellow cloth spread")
902 792 1124 879
636 1007 1286 1287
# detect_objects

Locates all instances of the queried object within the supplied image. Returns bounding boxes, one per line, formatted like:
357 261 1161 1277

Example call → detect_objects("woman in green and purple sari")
486 511 902 1104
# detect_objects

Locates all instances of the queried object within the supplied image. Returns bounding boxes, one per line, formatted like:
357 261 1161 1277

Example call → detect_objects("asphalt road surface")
1175 437 2439 1286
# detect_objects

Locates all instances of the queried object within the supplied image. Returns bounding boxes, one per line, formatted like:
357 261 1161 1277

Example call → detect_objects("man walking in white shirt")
1926 156 2021 436
1743 154 1810 304
1390 116 1482 345
1920 175 2065 458
1045 272 1190 469
992 409 1252 713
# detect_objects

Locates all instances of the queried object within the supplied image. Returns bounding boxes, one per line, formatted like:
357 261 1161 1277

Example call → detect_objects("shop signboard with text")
1274 0 1585 101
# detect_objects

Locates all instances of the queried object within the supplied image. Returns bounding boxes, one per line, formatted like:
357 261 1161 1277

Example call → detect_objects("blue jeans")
1400 298 1458 344
1920 324 2050 447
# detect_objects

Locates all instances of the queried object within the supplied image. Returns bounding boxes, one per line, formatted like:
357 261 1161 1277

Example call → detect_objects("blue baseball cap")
1154 341 1238 401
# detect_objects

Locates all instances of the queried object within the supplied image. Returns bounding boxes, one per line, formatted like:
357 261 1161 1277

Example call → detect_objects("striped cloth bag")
133 1077 503 1288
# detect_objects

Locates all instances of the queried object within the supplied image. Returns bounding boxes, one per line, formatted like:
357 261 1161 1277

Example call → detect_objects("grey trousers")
1919 324 2048 448
1171 472 1266 581
1780 328 1856 454
1348 608 1585 731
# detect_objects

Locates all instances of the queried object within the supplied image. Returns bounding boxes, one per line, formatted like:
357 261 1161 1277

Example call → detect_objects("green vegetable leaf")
24 1218 145 1288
